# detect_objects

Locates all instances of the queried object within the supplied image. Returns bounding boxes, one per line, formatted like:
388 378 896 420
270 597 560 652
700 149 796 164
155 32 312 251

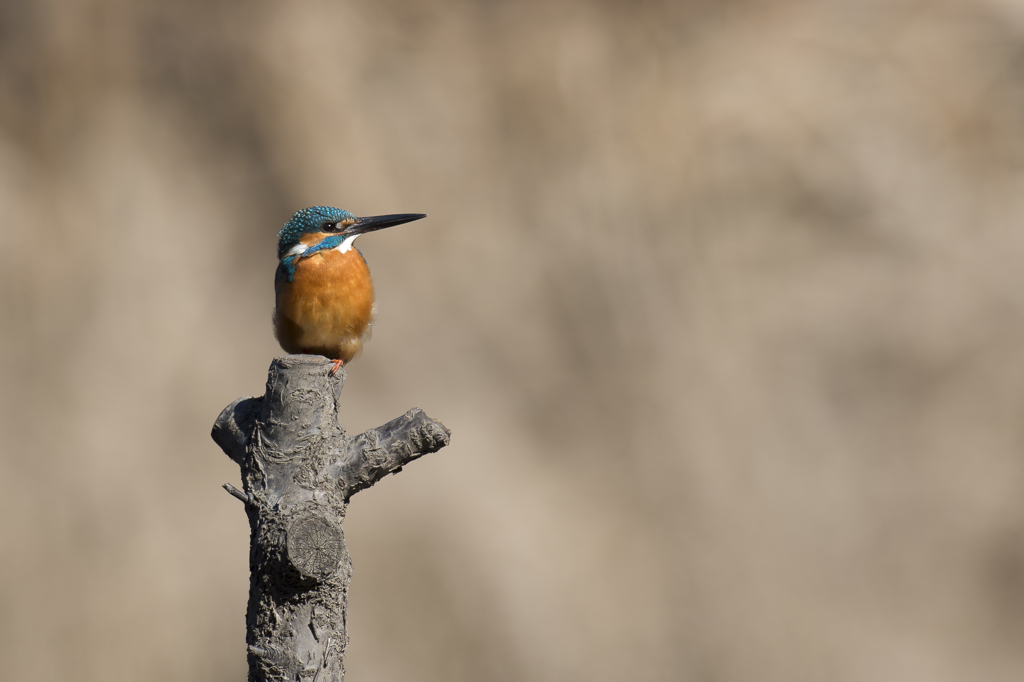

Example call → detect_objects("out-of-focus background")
2 0 1024 680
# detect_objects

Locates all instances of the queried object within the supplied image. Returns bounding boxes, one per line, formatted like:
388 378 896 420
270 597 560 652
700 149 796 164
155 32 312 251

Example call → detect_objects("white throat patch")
335 234 359 253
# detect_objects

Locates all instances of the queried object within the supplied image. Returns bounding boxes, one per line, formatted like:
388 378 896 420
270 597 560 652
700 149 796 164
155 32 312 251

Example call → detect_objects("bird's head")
277 206 426 260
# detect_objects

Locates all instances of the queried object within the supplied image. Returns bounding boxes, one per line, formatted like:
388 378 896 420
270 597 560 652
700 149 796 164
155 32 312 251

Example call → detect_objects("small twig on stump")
211 355 451 682
223 482 250 504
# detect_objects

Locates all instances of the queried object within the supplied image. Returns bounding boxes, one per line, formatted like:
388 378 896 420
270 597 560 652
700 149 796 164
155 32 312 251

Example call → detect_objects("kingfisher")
274 206 426 374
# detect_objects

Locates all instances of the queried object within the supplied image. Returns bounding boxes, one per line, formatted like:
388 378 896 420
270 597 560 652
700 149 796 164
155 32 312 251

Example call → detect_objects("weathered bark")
211 355 451 682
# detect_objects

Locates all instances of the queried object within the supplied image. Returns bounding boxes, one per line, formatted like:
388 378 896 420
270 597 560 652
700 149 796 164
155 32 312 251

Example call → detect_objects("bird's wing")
276 257 297 286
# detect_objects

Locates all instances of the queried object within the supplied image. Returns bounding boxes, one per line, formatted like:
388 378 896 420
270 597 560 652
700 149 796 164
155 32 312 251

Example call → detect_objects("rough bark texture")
211 355 451 682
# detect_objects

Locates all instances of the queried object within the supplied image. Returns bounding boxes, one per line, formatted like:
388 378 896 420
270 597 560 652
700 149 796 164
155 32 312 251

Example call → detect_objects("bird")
273 206 426 374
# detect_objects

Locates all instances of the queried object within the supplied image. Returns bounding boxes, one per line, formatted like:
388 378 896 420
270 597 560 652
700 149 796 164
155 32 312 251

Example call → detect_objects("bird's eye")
324 222 338 232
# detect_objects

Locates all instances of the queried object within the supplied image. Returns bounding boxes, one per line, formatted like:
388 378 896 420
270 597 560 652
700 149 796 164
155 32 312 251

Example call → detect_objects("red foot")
329 358 345 376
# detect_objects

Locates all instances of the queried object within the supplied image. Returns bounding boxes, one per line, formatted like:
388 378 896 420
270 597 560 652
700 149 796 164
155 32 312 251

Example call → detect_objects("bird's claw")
329 359 345 376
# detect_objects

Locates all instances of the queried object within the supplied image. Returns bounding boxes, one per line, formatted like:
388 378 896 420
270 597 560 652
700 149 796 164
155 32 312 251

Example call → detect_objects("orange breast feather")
274 246 375 363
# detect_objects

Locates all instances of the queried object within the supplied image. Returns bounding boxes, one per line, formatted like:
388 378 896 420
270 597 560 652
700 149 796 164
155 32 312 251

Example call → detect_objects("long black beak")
343 213 426 236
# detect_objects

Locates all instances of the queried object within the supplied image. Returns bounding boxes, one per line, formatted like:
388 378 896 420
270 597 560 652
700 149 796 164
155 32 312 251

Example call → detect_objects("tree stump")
211 355 451 682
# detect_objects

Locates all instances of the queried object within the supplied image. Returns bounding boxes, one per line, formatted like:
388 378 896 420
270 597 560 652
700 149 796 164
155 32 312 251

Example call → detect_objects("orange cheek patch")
299 232 331 247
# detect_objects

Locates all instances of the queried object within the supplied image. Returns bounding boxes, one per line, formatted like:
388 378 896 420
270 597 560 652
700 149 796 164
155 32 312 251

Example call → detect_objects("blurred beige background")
2 0 1024 680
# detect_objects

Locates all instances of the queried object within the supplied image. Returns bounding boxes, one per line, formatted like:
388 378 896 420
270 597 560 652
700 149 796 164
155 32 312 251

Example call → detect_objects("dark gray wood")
211 355 451 682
